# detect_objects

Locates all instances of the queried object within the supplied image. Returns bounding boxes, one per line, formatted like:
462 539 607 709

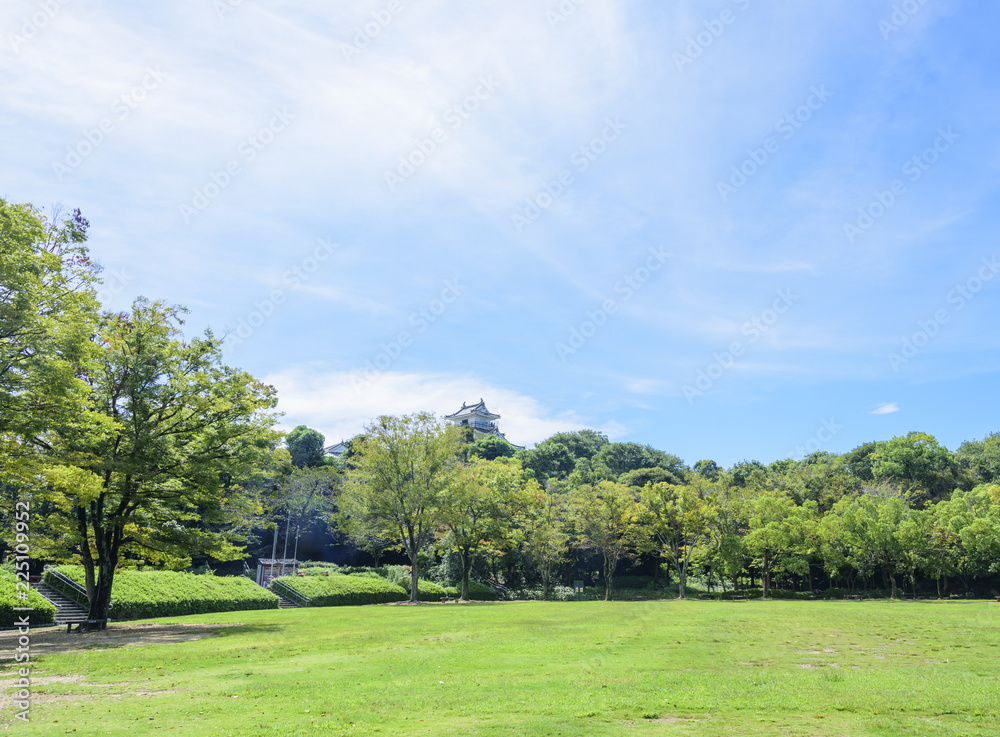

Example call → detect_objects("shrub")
612 576 656 590
410 579 447 600
508 586 575 602
442 582 499 601
379 565 410 589
297 561 342 571
0 573 56 626
43 566 279 620
273 574 407 606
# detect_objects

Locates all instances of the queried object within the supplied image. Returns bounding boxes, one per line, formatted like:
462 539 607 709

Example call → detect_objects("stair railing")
42 565 89 603
269 578 310 606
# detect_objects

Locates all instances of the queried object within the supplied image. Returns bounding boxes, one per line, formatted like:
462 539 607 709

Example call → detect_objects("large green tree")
0 202 99 494
438 457 527 600
641 479 715 598
521 481 571 600
34 298 280 619
339 413 462 602
870 432 963 502
285 425 326 468
572 481 647 600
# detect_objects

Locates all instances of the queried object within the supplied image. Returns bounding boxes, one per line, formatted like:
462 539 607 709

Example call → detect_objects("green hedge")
274 574 407 606
443 582 499 601
43 566 279 620
0 573 57 627
412 579 447 600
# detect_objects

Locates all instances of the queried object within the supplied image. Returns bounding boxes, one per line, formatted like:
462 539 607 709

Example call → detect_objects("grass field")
3 600 999 736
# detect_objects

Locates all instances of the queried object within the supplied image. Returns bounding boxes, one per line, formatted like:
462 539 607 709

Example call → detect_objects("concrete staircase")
274 591 301 609
33 580 89 625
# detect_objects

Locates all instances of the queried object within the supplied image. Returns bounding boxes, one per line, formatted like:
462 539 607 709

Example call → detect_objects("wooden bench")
994 596 1000 603
629 595 648 601
440 596 455 603
65 619 107 633
845 595 863 601
697 593 715 601
731 595 747 601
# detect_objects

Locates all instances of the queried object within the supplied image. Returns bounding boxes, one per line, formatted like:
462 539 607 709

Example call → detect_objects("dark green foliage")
845 441 882 481
468 434 517 461
443 581 499 600
274 573 408 606
870 432 964 501
692 459 721 481
544 430 609 461
728 459 767 488
619 466 684 487
286 425 326 468
518 441 576 482
44 566 278 620
0 573 56 626
609 575 656 590
594 442 686 478
956 432 1000 484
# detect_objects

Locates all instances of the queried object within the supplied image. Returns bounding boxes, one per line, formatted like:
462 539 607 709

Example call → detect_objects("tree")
743 492 816 598
286 425 325 468
467 433 516 461
518 441 575 482
594 442 686 479
728 460 767 488
870 432 962 502
31 298 280 619
641 479 714 598
521 481 571 600
826 490 911 598
956 433 1000 485
702 484 750 592
438 457 527 600
571 481 646 600
274 465 340 559
693 460 721 481
544 429 609 461
0 202 99 481
620 466 684 488
339 413 462 602
932 483 1000 586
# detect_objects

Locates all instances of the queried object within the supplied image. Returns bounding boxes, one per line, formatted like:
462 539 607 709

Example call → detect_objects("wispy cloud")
872 403 900 415
264 368 625 448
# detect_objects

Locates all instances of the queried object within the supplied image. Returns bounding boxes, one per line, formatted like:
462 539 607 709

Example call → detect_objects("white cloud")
264 368 624 447
872 402 900 415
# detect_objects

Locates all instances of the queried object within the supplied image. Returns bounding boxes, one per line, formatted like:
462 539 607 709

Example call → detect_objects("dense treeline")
338 418 1000 601
3 198 997 614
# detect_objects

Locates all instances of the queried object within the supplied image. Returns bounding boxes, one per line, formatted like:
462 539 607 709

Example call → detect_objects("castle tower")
444 399 524 450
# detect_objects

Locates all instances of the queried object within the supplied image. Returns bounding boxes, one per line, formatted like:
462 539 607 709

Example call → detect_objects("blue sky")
3 0 998 468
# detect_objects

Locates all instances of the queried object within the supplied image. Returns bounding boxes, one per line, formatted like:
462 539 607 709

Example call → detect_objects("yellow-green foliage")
0 572 56 626
44 567 278 620
274 574 407 606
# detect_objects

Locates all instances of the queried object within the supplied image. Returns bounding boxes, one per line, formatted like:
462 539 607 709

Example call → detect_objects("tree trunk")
889 572 898 599
603 553 615 601
459 548 471 601
409 560 419 603
762 551 770 599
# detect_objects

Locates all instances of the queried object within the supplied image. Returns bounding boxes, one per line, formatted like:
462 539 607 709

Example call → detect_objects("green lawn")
3 600 999 736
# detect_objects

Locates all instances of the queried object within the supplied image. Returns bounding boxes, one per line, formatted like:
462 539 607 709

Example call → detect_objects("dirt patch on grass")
0 622 235 657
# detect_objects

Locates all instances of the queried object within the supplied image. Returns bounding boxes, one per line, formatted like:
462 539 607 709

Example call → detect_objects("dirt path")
0 621 235 657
